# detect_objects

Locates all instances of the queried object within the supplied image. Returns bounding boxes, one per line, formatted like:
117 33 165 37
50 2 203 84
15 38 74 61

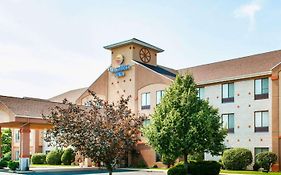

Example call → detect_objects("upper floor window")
222 113 235 133
254 111 269 132
156 90 165 105
255 78 269 100
197 87 205 99
141 92 150 110
222 83 234 103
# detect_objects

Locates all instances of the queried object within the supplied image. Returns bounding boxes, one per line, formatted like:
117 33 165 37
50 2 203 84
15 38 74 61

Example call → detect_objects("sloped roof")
134 60 177 79
178 50 281 84
49 87 87 104
0 96 61 118
104 38 164 53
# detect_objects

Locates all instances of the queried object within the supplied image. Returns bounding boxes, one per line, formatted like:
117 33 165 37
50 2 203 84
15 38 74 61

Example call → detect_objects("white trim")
196 71 272 86
132 60 174 81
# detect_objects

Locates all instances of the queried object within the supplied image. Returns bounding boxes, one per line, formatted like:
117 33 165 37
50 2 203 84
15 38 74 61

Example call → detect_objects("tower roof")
104 38 164 53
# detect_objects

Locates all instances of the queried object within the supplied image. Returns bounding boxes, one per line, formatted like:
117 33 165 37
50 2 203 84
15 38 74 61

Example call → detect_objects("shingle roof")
49 87 87 104
0 96 61 118
104 38 164 53
134 60 177 79
178 50 281 84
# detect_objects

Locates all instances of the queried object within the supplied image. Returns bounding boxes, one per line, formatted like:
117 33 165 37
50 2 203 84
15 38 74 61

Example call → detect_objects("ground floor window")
254 147 269 158
15 150 19 160
156 152 161 162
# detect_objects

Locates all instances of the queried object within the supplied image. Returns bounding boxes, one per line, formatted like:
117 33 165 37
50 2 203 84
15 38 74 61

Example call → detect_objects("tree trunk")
184 154 188 175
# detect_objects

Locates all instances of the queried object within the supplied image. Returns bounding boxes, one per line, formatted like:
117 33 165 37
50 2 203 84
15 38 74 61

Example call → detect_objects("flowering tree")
43 91 146 175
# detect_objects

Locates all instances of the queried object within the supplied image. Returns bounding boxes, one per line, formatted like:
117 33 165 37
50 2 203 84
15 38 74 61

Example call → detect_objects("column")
19 124 30 171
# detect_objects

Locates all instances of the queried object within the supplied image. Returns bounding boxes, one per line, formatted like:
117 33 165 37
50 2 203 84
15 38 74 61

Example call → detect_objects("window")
15 130 20 143
254 147 269 157
255 78 269 100
141 93 150 109
15 151 20 160
197 87 205 99
222 113 235 133
222 83 234 103
84 101 92 107
254 111 269 132
156 90 165 105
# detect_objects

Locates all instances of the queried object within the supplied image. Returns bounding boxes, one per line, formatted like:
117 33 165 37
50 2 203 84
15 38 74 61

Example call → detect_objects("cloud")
234 1 262 31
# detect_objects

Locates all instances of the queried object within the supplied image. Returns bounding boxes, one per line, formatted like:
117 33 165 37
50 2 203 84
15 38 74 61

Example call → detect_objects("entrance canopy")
0 95 58 129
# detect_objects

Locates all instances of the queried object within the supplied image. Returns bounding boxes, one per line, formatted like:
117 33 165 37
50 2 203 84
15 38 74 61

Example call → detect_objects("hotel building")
0 38 280 169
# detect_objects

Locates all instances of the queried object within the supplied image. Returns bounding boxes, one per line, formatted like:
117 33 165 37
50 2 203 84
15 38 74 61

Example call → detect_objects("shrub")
256 151 277 172
61 148 75 165
188 152 204 162
222 148 252 170
168 161 220 175
167 162 187 175
46 149 63 165
3 152 11 161
8 161 19 171
189 161 221 175
253 163 260 171
31 153 46 164
0 159 8 169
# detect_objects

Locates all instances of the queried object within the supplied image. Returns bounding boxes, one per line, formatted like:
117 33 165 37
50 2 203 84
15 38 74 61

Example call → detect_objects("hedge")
46 149 63 165
31 153 46 164
222 148 252 170
61 148 75 165
0 159 7 169
168 161 221 175
8 161 19 171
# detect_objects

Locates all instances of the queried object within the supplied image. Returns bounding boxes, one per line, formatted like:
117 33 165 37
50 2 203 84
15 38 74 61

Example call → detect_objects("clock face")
139 48 151 63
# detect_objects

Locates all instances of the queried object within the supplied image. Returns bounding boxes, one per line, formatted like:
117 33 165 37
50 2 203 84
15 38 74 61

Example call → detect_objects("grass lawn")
30 164 78 167
221 170 281 175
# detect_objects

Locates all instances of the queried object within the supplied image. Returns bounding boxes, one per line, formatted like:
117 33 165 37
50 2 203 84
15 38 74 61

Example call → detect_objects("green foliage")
0 159 8 169
168 161 221 175
8 161 19 171
162 154 177 168
61 148 75 165
1 129 11 155
143 74 227 165
188 152 204 162
222 148 252 170
46 149 63 165
188 161 221 175
3 152 11 161
167 163 187 175
255 151 277 172
31 153 46 164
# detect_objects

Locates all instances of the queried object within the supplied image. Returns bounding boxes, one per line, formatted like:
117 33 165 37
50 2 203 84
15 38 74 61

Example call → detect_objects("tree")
1 129 11 156
43 91 146 175
143 74 227 173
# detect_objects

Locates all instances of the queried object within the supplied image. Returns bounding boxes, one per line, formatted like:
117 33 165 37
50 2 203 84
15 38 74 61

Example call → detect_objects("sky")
0 0 281 99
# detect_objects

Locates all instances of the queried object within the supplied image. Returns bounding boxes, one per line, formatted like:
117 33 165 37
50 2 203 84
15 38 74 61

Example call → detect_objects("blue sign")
108 64 131 77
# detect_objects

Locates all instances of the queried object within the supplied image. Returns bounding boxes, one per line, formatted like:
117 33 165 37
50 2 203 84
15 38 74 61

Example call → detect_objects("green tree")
1 129 11 156
143 74 227 173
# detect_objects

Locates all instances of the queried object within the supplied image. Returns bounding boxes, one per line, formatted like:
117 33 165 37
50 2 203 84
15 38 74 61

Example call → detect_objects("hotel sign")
108 54 131 77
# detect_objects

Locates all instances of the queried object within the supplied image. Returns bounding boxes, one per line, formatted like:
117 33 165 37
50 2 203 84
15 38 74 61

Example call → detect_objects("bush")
168 161 220 175
167 162 187 175
0 159 8 169
253 163 260 171
3 152 11 161
188 152 204 162
8 161 19 171
189 161 221 175
61 148 75 165
222 148 252 170
256 151 277 172
46 149 63 165
31 153 46 164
